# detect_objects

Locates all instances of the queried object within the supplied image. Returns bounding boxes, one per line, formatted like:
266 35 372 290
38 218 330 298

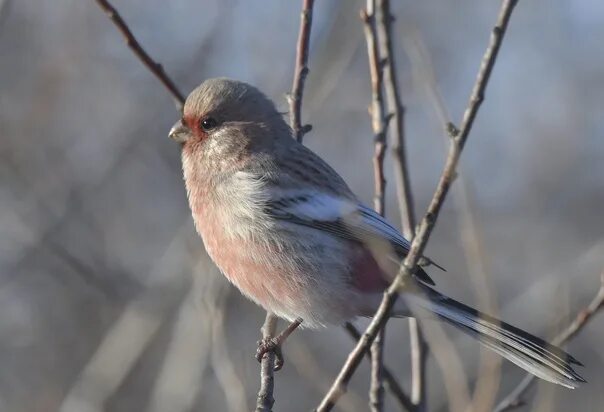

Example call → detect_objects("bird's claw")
255 317 302 372
256 337 284 371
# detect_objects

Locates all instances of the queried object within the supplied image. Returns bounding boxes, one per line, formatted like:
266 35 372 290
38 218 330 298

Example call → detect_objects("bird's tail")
405 285 585 388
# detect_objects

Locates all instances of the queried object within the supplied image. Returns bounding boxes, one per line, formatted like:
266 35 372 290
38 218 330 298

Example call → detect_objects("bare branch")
256 313 279 412
493 272 604 412
369 328 386 412
255 304 303 405
316 1 519 410
374 1 428 408
256 2 317 410
377 0 415 236
93 0 185 108
361 3 388 218
361 1 388 409
288 0 315 142
344 323 416 412
274 318 303 346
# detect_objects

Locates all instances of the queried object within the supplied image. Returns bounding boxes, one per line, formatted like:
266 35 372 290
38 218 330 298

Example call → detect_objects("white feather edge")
277 191 411 250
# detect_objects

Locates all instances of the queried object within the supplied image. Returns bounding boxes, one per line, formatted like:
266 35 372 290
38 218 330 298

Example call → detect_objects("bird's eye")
200 117 218 131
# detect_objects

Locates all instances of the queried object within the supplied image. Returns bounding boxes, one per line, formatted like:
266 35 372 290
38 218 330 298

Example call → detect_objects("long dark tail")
407 286 585 388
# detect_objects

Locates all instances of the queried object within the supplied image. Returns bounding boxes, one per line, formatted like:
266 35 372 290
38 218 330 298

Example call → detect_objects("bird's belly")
198 215 371 327
205 233 291 311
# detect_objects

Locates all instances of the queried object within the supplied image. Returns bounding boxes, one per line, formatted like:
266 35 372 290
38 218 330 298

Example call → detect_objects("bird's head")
169 78 289 165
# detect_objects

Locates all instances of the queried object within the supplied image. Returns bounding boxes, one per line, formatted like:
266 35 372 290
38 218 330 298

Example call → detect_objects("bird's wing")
265 191 437 285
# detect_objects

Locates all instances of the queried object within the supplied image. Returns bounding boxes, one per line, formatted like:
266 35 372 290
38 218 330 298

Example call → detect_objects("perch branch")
256 314 279 412
316 1 519 410
375 0 428 408
361 1 388 410
288 0 315 142
345 323 416 411
256 1 317 410
377 0 415 234
362 2 388 218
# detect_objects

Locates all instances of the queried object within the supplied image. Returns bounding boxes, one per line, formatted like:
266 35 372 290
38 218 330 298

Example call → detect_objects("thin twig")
361 4 388 218
369 324 386 412
256 2 317 410
93 0 185 108
316 1 519 410
256 313 279 412
257 317 304 372
361 1 387 410
344 323 416 412
493 272 604 412
374 1 428 409
377 0 415 234
288 0 315 142
275 317 303 346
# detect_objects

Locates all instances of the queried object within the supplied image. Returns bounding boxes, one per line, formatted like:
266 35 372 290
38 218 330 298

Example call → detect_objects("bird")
168 77 584 388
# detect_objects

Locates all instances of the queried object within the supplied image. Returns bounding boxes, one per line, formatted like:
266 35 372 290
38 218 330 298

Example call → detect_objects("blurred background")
1 0 603 411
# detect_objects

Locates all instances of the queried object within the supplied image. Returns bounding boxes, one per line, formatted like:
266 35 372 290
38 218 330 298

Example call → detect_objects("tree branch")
256 313 279 412
344 323 416 412
374 1 428 409
93 0 185 109
362 3 388 219
256 1 317 410
288 0 315 142
316 1 519 410
493 271 604 412
361 1 388 410
377 0 415 234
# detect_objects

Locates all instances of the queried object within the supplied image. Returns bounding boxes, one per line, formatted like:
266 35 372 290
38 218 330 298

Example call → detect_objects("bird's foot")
255 317 303 371
256 337 284 371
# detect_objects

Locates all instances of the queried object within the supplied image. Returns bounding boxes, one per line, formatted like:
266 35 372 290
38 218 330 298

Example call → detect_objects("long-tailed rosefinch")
169 78 584 388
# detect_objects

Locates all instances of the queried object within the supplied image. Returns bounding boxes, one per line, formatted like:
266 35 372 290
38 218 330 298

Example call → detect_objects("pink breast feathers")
199 215 300 311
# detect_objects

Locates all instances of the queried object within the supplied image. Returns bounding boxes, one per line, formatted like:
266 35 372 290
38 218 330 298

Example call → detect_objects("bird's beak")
169 119 190 143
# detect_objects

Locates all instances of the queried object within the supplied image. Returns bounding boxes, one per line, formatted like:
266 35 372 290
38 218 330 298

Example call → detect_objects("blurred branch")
287 338 365 412
210 289 249 412
374 1 428 409
255 313 279 412
361 1 387 410
345 323 416 411
316 1 519 410
494 271 604 412
60 225 195 412
148 268 222 412
456 180 501 411
93 0 185 108
0 0 11 34
288 0 315 142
